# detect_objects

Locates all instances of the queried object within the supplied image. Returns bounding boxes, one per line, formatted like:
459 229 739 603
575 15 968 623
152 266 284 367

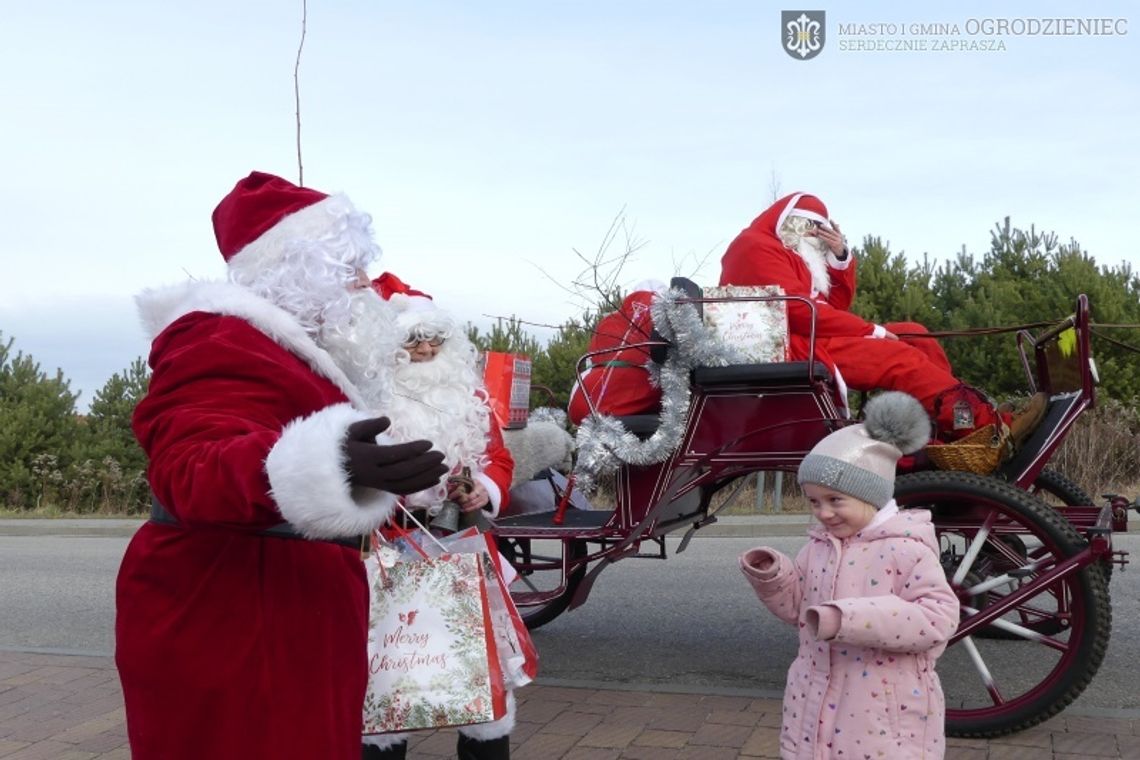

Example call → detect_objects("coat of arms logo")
782 10 826 60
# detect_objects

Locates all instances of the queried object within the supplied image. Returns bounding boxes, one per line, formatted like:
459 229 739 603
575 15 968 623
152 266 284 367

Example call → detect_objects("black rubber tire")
1029 468 1094 507
894 471 1112 738
497 537 588 630
1027 469 1113 582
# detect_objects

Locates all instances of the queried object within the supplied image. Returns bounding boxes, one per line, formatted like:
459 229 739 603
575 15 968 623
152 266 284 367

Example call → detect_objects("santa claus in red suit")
567 281 666 426
116 171 449 760
371 272 514 520
719 192 1046 445
361 272 516 759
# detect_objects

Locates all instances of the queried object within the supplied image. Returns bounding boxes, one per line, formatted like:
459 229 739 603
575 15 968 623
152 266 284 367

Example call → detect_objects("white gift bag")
701 285 789 363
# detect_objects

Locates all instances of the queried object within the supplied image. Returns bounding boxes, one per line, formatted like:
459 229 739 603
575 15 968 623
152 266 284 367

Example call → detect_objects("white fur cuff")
459 691 516 740
265 403 398 539
827 249 853 270
870 324 887 339
475 471 503 519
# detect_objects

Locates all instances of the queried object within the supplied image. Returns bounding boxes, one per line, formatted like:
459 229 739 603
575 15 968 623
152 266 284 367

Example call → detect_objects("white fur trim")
871 324 887 339
136 281 369 408
473 471 502 519
827 249 852 270
776 192 833 232
458 691 516 740
226 194 359 279
361 733 408 749
265 403 398 538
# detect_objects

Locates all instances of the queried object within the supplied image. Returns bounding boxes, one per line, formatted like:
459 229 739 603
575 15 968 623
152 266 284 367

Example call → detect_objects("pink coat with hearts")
741 506 959 760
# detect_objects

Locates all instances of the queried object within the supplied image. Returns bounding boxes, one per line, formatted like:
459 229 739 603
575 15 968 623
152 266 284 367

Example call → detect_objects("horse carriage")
491 284 1134 738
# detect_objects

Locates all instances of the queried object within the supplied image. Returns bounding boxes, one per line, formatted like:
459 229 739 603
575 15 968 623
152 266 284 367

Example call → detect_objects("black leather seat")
611 414 660 440
692 361 832 386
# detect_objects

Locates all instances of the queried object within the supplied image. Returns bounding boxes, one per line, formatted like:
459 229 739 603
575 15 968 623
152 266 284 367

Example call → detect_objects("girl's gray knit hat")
797 391 931 508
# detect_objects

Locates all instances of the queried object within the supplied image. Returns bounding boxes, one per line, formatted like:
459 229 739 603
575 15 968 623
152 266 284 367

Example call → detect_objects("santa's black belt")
148 497 365 549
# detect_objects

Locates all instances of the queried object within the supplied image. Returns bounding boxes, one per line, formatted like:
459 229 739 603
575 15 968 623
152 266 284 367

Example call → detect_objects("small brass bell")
429 500 461 533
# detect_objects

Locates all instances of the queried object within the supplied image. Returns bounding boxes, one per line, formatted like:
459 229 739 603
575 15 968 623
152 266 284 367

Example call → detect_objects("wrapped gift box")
701 285 789 363
481 352 532 429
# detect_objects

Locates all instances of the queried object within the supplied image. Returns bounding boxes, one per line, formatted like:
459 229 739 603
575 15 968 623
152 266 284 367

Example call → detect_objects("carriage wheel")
496 537 588 630
1028 468 1094 507
1025 469 1113 581
895 471 1112 737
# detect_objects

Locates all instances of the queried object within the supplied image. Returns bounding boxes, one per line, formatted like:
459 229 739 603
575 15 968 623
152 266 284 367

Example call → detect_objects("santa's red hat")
212 171 368 278
774 192 833 232
371 272 451 335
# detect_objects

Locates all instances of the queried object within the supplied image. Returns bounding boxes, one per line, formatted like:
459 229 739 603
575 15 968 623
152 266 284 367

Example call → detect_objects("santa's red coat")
568 290 662 425
118 283 401 760
719 193 966 418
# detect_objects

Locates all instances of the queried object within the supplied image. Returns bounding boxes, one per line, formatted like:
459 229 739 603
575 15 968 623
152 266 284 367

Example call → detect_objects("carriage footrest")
495 508 613 530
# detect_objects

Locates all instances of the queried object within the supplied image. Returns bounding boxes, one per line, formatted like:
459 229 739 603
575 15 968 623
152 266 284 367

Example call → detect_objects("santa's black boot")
456 734 510 760
362 740 407 760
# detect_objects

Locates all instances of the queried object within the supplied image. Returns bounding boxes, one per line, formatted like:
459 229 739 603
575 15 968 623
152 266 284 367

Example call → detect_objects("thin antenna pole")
294 0 308 186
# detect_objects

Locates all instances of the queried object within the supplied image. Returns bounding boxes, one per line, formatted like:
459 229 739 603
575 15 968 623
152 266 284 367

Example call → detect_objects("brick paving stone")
688 721 753 749
517 698 573 723
695 695 753 712
1120 741 1140 760
677 746 740 759
70 733 128 754
600 706 659 727
739 726 781 758
989 744 1054 760
630 729 691 749
944 747 988 760
2 740 94 760
645 692 699 708
621 747 681 760
562 748 622 760
947 735 991 748
513 731 579 760
706 709 761 727
1066 716 1135 735
89 749 129 760
578 723 643 749
1052 730 1119 756
543 710 606 736
526 686 599 703
403 730 455 756
507 721 543 745
989 728 1052 748
648 707 707 733
0 741 29 758
588 691 653 708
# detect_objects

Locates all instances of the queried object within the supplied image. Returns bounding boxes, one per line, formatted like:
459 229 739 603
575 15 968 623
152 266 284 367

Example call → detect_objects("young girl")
741 391 960 760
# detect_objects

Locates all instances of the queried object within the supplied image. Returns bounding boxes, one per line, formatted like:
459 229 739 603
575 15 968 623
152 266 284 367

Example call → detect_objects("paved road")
2 523 1138 716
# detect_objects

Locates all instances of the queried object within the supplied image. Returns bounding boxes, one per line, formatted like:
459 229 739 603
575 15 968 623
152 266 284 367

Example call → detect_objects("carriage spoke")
961 635 1005 706
952 512 998 585
961 606 1070 652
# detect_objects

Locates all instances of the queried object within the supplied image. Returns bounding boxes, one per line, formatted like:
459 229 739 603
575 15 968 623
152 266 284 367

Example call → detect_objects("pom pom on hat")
797 392 931 509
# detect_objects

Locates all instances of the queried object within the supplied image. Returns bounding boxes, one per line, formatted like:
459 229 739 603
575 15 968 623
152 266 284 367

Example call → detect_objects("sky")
1 1 1137 410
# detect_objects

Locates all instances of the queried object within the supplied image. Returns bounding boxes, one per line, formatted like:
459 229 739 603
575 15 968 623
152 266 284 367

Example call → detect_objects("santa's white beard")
384 338 492 509
318 289 401 410
794 237 831 297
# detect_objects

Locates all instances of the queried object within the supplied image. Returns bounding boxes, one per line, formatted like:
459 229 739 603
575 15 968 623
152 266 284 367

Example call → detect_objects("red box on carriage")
481 351 532 429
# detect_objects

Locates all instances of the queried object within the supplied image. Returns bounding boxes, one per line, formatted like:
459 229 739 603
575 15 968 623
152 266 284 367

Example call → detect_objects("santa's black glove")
342 417 448 494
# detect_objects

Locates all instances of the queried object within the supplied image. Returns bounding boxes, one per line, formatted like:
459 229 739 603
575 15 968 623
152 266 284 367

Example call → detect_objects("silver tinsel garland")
572 288 746 494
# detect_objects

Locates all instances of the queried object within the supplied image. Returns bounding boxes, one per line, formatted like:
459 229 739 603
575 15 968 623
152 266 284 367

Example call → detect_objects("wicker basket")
925 423 1012 475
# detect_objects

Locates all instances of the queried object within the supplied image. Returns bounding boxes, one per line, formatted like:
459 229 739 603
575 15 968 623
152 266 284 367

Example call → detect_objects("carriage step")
494 507 613 536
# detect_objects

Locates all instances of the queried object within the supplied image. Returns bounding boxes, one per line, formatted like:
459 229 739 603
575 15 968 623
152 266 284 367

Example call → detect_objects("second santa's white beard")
385 339 492 509
795 237 831 297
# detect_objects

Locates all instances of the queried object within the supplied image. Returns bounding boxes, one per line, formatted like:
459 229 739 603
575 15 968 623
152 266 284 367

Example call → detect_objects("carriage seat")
692 360 832 387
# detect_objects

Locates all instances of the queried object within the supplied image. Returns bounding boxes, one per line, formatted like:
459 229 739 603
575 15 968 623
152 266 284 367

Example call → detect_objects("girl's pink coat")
742 509 959 760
